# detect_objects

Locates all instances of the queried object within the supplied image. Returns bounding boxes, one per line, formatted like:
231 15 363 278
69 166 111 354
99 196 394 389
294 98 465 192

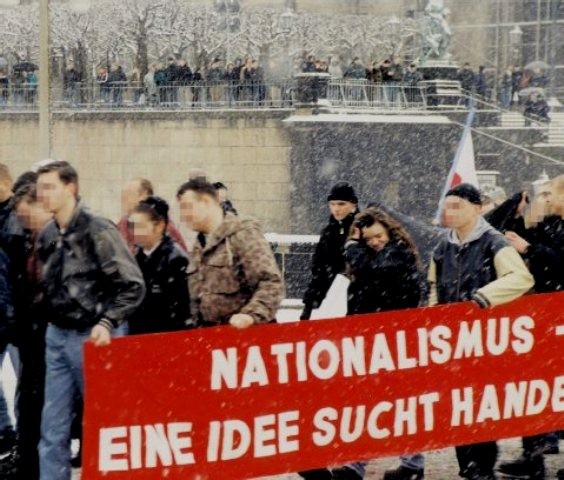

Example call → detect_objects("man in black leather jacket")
35 161 145 480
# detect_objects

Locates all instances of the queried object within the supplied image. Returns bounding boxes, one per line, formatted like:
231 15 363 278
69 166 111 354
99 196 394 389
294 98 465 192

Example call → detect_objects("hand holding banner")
83 292 564 480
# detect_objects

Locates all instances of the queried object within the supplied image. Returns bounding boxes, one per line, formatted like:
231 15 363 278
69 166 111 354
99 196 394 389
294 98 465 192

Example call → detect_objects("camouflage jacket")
188 214 284 326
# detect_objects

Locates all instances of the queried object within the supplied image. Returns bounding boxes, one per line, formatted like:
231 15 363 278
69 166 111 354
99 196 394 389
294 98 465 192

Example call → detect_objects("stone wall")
0 111 292 232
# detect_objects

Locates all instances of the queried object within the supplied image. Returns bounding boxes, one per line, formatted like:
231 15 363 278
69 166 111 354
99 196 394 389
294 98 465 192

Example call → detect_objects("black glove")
300 304 313 321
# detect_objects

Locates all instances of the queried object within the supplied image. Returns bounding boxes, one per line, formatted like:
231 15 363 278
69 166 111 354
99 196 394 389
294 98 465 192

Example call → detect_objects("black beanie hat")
327 181 358 204
445 183 482 205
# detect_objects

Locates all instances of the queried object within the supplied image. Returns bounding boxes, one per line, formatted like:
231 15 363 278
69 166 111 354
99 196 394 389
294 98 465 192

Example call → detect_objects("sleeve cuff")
97 318 115 331
472 291 491 309
344 239 360 249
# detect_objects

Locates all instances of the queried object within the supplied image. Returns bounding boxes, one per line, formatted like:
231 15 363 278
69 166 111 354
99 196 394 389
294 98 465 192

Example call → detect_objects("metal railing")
52 81 296 109
0 83 37 107
325 79 427 110
0 80 428 111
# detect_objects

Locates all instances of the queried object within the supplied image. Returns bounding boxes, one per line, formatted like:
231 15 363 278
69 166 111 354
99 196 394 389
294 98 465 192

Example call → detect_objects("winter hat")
327 181 358 204
445 183 482 205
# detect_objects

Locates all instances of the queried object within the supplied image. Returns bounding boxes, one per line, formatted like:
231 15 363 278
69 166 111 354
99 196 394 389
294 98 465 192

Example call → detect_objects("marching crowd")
0 160 562 480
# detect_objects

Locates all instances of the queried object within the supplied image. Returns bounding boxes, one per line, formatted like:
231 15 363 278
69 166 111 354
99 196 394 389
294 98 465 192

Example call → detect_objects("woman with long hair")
333 207 423 480
344 206 422 315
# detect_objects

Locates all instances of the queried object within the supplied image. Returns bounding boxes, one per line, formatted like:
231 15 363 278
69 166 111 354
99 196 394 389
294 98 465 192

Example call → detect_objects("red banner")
83 292 564 480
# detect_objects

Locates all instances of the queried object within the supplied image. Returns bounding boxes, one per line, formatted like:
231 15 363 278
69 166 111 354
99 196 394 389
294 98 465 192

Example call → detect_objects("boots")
497 455 545 479
331 466 363 480
460 461 497 480
382 465 424 480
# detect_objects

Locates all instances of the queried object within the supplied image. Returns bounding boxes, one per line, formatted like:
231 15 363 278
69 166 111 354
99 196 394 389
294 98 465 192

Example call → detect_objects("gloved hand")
300 304 313 321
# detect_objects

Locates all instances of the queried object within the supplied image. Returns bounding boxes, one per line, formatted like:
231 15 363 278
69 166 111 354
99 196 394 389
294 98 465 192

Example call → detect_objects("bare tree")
2 0 420 78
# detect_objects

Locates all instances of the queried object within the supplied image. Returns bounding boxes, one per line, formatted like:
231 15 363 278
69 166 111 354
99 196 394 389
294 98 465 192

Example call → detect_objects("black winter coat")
176 65 193 85
302 212 357 309
0 248 14 347
344 241 421 315
458 68 475 92
37 205 145 330
107 67 127 85
130 236 191 335
484 192 524 234
486 198 564 293
522 215 564 293
0 198 27 338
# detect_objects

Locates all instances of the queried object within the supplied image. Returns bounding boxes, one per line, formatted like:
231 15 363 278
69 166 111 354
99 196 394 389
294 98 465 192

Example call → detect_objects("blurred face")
530 183 553 221
551 186 564 217
443 196 480 230
37 171 75 215
121 180 145 217
178 190 211 232
362 222 390 252
130 212 164 250
14 200 52 232
328 200 356 222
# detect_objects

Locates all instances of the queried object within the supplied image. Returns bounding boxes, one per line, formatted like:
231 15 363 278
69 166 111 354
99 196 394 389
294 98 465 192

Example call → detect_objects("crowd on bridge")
0 157 562 480
0 53 554 122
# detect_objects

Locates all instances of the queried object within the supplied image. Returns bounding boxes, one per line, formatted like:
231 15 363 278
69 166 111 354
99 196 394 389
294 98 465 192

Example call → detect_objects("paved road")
72 437 562 479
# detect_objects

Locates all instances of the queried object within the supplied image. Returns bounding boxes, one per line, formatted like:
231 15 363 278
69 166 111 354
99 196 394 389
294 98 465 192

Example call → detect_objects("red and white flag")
435 109 479 222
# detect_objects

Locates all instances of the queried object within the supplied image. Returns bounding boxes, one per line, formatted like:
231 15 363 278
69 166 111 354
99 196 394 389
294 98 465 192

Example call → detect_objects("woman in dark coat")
129 196 191 335
331 207 423 480
344 207 422 315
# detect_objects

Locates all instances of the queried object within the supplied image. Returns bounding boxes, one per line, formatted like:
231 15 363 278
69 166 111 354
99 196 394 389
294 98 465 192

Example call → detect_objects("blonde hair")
551 174 564 194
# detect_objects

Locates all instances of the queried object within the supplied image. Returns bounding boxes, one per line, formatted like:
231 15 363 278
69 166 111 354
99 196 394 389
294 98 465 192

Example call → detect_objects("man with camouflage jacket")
177 178 284 328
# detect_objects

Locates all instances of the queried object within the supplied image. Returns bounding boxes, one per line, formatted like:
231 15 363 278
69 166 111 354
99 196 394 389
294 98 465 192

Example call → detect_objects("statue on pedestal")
421 0 452 63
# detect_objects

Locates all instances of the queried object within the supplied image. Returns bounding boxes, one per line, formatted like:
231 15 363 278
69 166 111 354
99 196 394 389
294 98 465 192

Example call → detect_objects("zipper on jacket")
456 245 462 300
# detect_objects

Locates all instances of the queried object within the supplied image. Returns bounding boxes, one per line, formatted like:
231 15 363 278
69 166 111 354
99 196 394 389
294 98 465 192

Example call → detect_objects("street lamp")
39 0 51 158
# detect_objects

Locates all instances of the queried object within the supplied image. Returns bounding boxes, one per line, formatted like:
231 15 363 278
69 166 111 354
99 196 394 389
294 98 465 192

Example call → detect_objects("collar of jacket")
328 210 357 229
54 202 86 235
138 235 174 258
201 213 261 254
447 216 495 246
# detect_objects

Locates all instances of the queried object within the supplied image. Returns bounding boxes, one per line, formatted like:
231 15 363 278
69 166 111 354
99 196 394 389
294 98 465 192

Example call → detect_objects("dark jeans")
456 441 498 476
16 321 46 480
39 323 128 480
299 469 332 480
